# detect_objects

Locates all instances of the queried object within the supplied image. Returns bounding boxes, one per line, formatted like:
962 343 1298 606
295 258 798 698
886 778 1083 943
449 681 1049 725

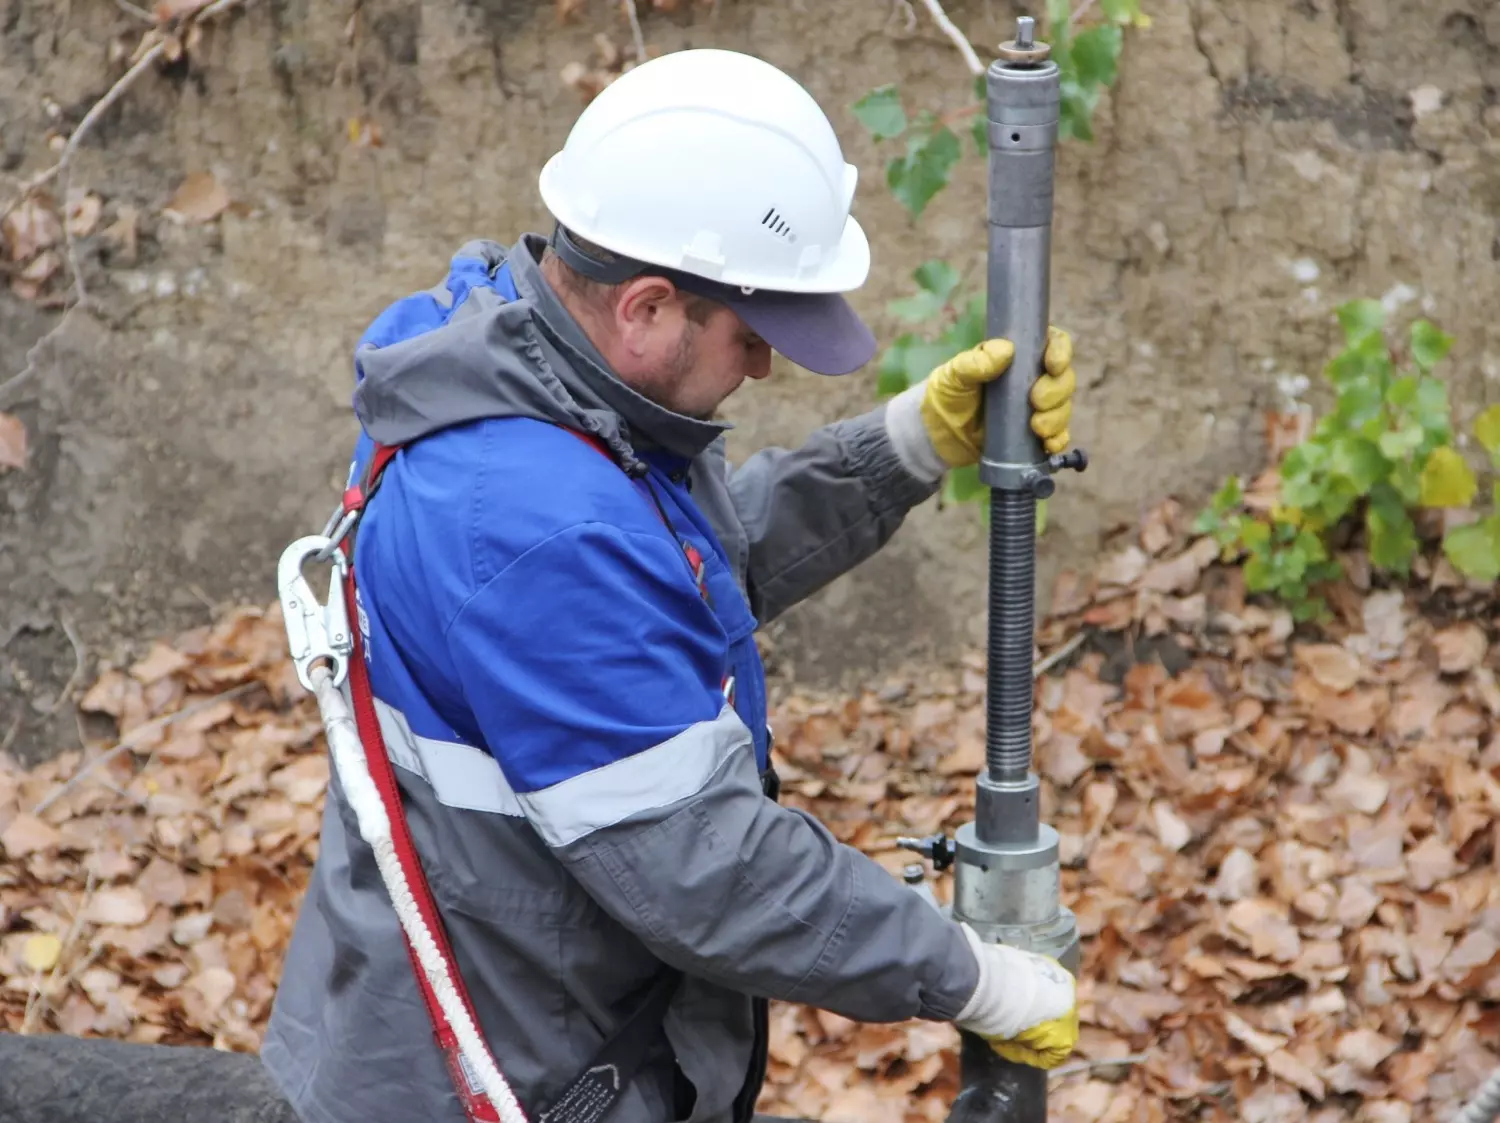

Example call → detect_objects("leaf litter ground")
2 499 1498 1123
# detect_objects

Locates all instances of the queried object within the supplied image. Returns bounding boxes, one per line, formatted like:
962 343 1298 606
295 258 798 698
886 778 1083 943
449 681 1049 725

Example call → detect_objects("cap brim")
723 289 876 376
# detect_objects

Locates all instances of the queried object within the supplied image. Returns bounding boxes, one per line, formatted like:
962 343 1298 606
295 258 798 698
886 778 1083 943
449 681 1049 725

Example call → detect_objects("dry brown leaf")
1 812 62 856
64 191 102 238
131 641 191 684
85 886 150 927
1335 1027 1399 1072
1224 898 1302 962
1 197 62 261
1268 1047 1326 1099
1096 546 1147 587
0 411 28 471
1297 644 1363 692
163 171 231 225
1139 537 1218 594
1151 802 1192 851
1432 622 1488 674
1326 768 1390 815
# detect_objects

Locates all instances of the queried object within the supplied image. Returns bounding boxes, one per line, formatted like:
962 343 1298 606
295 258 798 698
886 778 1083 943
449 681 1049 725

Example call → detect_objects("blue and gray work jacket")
260 235 979 1123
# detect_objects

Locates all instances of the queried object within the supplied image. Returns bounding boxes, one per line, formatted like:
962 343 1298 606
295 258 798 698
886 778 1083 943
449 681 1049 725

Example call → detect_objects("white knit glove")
953 923 1079 1069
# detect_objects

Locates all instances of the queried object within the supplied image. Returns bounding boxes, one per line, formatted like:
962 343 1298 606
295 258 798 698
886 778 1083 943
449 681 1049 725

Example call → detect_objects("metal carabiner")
277 535 353 692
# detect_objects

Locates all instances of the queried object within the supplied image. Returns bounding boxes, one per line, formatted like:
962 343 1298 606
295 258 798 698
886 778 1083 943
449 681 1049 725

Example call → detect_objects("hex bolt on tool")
898 17 1086 1123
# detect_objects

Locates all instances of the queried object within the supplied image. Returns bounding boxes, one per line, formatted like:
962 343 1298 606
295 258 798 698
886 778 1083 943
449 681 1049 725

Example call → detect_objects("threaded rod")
986 488 1036 783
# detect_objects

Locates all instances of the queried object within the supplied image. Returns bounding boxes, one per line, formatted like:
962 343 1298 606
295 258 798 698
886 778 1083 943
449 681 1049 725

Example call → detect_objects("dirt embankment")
2 0 1498 763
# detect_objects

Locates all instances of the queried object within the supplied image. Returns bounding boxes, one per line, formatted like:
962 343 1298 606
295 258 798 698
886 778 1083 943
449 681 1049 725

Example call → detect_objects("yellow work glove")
952 923 1079 1071
920 328 1077 466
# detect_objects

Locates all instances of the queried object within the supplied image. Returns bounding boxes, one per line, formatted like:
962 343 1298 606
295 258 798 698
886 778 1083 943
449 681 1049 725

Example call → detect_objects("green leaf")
1411 376 1454 444
971 111 988 156
1046 0 1073 30
1242 553 1274 591
878 334 957 395
944 464 986 503
1410 319 1455 370
1239 518 1271 551
912 260 961 300
1325 332 1390 390
887 290 947 324
1366 489 1418 573
886 127 962 220
853 86 907 140
1443 520 1500 582
1419 445 1477 507
944 293 988 353
1328 436 1387 492
1070 26 1122 87
1099 0 1150 25
877 337 917 395
1336 299 1385 346
1378 424 1425 461
1473 404 1500 460
1332 379 1384 430
1058 86 1098 141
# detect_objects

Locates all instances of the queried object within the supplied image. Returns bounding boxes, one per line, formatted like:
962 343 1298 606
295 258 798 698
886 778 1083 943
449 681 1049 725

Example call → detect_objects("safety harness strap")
334 433 702 1123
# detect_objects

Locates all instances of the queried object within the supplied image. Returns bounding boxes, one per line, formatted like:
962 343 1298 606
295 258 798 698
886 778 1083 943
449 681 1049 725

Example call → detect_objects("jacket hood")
350 234 729 476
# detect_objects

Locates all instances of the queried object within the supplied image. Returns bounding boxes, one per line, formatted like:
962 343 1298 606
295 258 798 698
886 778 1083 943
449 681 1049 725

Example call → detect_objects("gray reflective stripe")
519 704 751 848
372 697 524 817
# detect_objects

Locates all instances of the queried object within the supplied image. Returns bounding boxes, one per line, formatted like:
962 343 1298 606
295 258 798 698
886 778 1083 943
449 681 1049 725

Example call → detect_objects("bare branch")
1048 1052 1151 1080
621 0 647 65
32 681 258 815
113 0 155 22
1034 631 1087 678
916 0 984 76
0 0 251 401
49 612 88 715
1070 0 1100 25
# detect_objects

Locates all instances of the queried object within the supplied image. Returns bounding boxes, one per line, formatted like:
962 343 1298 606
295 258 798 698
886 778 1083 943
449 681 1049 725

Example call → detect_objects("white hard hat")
539 47 871 292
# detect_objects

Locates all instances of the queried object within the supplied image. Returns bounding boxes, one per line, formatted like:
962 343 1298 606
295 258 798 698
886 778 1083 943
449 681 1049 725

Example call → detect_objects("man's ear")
613 276 679 343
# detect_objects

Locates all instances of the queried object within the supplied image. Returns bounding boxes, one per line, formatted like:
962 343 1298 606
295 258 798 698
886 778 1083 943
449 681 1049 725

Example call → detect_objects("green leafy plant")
1195 300 1500 620
1439 406 1500 579
874 260 988 507
853 2 1145 525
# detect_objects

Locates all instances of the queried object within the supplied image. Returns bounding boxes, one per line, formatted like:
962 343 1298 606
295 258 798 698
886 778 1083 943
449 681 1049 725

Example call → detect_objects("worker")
260 47 1080 1123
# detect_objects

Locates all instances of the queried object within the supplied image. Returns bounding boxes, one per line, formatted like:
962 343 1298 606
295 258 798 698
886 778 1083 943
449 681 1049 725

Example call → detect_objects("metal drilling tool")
899 15 1086 1123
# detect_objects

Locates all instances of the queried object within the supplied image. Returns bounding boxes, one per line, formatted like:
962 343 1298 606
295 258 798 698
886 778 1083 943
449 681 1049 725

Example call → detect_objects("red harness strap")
339 442 504 1123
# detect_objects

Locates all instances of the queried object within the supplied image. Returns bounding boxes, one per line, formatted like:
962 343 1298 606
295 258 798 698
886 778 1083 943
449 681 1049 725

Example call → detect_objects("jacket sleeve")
444 520 977 1024
727 401 942 625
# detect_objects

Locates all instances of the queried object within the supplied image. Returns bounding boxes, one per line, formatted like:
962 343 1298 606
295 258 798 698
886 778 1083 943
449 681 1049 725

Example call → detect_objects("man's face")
600 278 773 420
649 301 773 420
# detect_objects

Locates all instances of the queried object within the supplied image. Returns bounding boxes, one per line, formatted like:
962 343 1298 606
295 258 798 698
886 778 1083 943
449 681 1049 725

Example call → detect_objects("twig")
916 0 984 76
49 612 87 715
0 305 77 405
32 681 258 815
20 868 96 1035
1048 1051 1150 1080
0 0 250 398
113 0 155 20
1033 631 1087 678
0 714 21 757
887 0 917 33
1069 0 1100 26
621 0 647 65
